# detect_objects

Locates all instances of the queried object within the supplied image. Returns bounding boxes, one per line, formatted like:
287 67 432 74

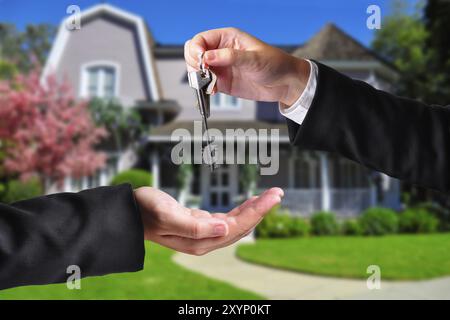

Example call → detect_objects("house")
43 4 401 216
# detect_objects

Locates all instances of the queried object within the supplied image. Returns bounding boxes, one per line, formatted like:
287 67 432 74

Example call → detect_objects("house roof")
154 24 397 78
147 120 290 142
292 23 396 72
41 3 161 100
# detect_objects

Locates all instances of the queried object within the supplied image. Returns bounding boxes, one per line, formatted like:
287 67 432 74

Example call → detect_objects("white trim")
320 153 331 211
211 93 242 111
41 3 160 100
79 60 121 98
151 150 160 189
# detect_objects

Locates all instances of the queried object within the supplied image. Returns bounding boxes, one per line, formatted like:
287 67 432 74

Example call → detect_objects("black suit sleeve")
288 62 450 192
0 184 145 290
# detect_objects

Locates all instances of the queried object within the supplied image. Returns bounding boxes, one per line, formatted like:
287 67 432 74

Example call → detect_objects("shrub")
341 219 362 236
359 207 398 236
256 205 309 238
110 169 152 189
256 207 290 238
310 211 339 236
289 217 310 237
1 178 43 203
399 208 439 233
414 202 450 232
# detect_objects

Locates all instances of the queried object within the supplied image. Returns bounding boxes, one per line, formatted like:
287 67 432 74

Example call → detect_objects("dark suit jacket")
288 62 450 193
0 184 144 290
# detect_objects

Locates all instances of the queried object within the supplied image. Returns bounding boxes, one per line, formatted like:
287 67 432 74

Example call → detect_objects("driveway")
173 244 450 300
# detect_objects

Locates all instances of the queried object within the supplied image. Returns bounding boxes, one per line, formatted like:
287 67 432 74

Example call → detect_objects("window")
81 62 119 99
211 93 240 110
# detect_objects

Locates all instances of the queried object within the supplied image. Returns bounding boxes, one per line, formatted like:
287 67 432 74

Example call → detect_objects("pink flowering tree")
0 67 107 185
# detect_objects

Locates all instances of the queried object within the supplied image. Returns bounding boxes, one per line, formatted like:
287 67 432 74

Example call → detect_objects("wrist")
134 187 151 241
280 58 310 107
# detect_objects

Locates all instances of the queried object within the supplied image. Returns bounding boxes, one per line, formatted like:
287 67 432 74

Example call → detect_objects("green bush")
341 219 362 236
1 178 43 203
110 169 152 189
359 207 399 236
256 206 309 238
289 217 310 237
414 202 450 231
310 211 339 236
399 208 439 234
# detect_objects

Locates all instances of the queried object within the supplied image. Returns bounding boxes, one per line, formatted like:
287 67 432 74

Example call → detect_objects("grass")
237 233 450 280
0 243 263 300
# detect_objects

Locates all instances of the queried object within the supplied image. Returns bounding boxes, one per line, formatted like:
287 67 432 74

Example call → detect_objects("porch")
261 188 376 217
146 120 400 216
151 149 386 217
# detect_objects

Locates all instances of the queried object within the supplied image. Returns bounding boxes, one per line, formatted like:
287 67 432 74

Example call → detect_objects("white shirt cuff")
279 60 318 125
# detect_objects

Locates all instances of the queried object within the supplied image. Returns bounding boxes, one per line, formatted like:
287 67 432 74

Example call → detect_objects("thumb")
168 215 229 239
204 48 254 68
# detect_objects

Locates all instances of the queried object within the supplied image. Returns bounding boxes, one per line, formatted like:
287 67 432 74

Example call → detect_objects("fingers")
184 40 199 72
191 27 242 53
152 234 211 256
145 187 284 256
230 188 283 216
203 48 256 68
158 188 284 256
228 187 283 234
184 27 243 70
228 195 258 216
190 209 212 219
163 214 229 239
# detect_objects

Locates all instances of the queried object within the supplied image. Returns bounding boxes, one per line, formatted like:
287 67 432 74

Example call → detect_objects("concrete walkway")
173 244 450 300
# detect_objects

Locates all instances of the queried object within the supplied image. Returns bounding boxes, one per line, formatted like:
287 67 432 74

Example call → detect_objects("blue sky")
0 0 417 46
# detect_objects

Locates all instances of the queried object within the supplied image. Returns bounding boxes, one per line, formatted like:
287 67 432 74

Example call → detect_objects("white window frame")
211 93 241 110
80 60 120 98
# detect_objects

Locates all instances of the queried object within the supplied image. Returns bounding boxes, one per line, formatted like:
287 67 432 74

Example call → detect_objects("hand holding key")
184 27 311 107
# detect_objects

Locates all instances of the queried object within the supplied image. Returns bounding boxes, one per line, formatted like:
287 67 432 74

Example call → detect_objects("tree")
0 23 56 72
371 0 431 100
424 0 450 105
372 0 450 105
88 98 143 152
0 66 107 184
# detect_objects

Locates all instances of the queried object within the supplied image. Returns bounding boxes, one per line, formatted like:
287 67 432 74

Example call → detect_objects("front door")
201 164 237 212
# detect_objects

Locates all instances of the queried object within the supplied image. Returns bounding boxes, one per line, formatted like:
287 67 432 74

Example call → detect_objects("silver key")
188 62 218 171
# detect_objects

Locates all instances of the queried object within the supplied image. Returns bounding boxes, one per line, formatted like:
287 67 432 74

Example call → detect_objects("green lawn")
0 243 262 300
237 233 450 280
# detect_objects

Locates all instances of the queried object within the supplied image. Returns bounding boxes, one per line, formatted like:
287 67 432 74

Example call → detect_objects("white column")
81 177 88 190
151 150 160 189
320 153 331 211
64 177 72 192
99 169 108 186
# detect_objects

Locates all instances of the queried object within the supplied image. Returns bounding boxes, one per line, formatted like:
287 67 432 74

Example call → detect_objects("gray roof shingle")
293 23 386 63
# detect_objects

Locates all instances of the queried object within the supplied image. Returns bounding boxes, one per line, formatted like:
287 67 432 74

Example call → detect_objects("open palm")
135 187 283 255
